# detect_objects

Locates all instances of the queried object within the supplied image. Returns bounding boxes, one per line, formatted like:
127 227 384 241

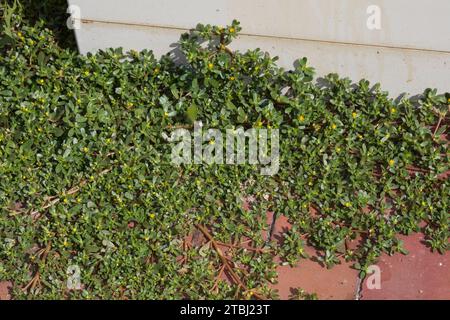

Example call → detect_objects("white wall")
67 0 450 96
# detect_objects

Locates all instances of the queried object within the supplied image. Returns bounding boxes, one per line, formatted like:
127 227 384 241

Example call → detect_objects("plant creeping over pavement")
0 4 449 299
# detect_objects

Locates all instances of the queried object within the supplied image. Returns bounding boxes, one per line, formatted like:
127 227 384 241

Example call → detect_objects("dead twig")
195 224 266 300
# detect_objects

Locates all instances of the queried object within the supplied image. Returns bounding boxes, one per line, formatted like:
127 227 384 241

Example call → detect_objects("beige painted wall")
67 0 450 96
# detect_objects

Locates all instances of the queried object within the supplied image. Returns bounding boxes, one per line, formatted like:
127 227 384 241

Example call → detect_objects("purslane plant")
0 6 448 299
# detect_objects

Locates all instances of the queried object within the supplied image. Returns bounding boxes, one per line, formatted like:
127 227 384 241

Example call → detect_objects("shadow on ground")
5 0 76 50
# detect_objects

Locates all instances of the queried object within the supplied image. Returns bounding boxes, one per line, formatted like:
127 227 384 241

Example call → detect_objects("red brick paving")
0 281 12 300
268 214 450 300
270 214 359 300
361 232 450 300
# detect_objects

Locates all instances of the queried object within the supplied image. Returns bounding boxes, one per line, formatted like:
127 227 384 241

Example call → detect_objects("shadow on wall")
6 0 76 49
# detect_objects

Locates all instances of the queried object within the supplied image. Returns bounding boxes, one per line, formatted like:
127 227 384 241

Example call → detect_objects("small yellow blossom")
149 213 155 219
331 124 337 130
389 159 395 166
352 112 358 118
390 107 396 114
208 63 213 69
153 67 160 74
298 115 305 122
82 147 89 153
336 147 341 153
229 27 235 33
229 76 235 81
344 202 351 208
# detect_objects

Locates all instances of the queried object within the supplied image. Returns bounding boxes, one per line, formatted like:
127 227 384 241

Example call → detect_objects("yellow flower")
149 213 155 219
298 115 305 122
336 147 341 153
209 140 215 145
82 147 89 153
208 63 213 69
390 107 396 114
153 67 160 74
229 76 235 81
164 112 169 117
229 27 235 33
37 79 44 85
344 202 351 207
84 71 90 77
389 159 395 166
76 99 81 104
331 124 337 130
352 112 358 118
17 32 23 37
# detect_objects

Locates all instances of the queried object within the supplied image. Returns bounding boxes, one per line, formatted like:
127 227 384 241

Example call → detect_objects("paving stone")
0 281 12 300
270 214 359 300
361 232 450 300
